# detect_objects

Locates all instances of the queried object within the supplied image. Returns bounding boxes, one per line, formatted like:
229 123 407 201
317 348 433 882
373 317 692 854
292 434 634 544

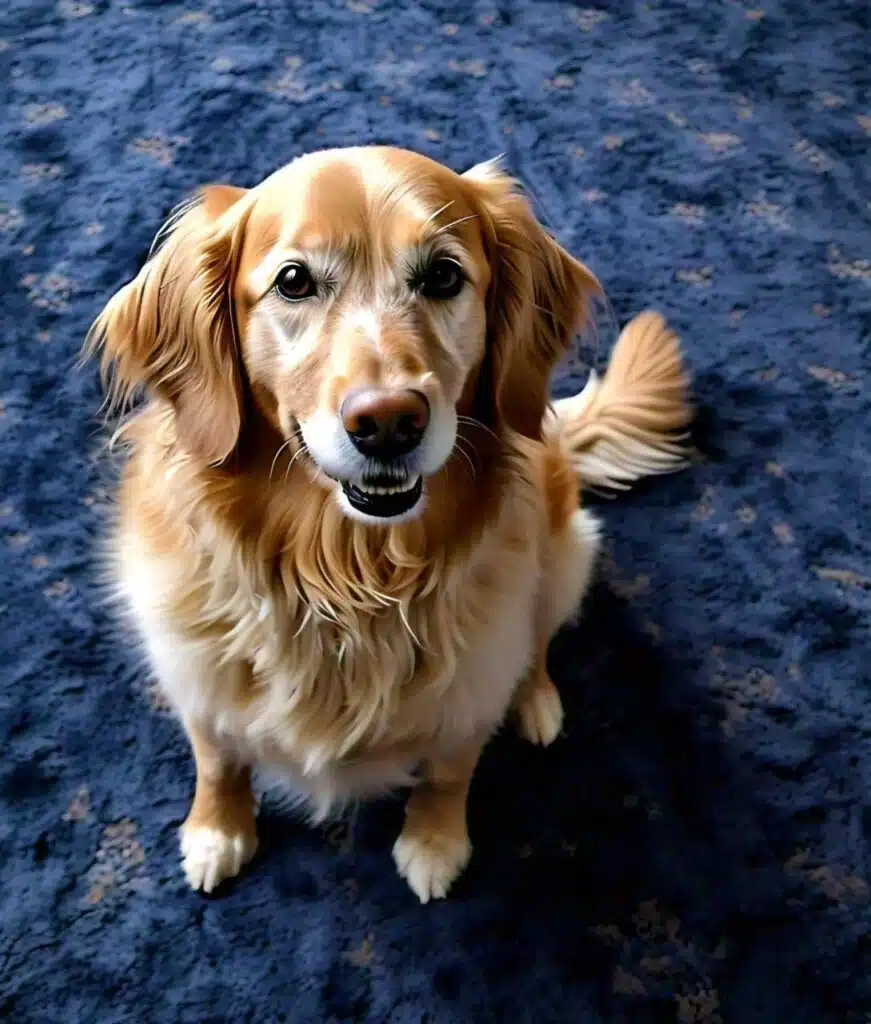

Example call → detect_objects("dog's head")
88 147 600 524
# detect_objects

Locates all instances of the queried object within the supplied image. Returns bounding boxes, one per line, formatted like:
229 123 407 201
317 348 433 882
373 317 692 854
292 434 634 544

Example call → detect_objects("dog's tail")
547 310 693 492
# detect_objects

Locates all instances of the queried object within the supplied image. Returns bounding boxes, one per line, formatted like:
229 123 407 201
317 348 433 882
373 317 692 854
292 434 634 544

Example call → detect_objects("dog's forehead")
249 147 477 251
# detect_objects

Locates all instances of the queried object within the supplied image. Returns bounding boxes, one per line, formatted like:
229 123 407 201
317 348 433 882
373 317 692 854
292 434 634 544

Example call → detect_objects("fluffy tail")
548 310 693 492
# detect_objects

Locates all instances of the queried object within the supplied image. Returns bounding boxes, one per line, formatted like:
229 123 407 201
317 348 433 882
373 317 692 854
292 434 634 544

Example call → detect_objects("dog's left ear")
463 159 601 440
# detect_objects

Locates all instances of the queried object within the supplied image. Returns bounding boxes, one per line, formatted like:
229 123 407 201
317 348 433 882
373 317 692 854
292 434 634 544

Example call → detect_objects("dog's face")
239 149 493 524
89 147 599 525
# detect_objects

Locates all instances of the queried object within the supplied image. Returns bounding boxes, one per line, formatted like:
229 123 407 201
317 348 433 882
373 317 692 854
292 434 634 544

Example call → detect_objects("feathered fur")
85 146 693 901
549 309 693 491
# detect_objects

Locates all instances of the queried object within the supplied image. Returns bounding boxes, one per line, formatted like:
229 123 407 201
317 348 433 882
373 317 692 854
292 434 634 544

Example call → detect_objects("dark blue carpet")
2 1 870 1021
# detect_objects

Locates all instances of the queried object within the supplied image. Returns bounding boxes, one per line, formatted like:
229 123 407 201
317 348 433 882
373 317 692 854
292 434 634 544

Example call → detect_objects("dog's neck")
146 404 513 610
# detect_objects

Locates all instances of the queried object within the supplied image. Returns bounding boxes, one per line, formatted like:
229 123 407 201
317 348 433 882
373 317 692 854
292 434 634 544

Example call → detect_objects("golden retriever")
86 147 691 901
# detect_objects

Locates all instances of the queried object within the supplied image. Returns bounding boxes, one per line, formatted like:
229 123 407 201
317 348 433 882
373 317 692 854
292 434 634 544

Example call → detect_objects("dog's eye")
275 262 317 301
418 257 465 300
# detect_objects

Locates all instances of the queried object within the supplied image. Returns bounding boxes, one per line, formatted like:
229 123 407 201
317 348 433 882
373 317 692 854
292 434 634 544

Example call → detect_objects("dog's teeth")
355 476 420 497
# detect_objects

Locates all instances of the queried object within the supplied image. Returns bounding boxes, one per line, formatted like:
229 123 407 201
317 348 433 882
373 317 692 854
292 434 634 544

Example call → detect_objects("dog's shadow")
253 572 836 1022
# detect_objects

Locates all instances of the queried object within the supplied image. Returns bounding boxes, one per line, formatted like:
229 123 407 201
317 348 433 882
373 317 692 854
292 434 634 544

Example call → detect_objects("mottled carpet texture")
2 1 870 1021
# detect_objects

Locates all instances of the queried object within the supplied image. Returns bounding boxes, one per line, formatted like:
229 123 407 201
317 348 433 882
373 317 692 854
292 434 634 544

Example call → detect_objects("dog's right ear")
84 183 249 465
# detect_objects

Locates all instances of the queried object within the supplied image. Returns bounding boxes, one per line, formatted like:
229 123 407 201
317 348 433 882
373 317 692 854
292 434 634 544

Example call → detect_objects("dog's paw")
392 828 472 904
515 675 564 746
179 824 257 894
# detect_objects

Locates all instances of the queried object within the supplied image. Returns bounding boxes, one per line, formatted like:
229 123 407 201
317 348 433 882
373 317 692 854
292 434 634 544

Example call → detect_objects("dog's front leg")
392 736 486 903
179 723 258 894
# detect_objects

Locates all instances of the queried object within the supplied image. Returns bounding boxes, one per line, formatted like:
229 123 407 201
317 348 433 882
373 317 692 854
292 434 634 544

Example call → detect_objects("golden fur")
85 146 692 901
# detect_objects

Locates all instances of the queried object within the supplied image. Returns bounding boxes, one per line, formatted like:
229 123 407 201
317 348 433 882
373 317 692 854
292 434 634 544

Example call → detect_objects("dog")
86 147 692 902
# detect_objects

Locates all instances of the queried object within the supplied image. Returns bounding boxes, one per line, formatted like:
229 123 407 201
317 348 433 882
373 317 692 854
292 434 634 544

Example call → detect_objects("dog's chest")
229 532 540 783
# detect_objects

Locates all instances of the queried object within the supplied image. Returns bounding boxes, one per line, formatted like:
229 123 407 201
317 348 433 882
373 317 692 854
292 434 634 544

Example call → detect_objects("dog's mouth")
291 424 425 520
341 475 423 518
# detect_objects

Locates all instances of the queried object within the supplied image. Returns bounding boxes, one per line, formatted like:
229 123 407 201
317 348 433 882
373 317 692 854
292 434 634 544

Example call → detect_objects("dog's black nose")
341 388 430 458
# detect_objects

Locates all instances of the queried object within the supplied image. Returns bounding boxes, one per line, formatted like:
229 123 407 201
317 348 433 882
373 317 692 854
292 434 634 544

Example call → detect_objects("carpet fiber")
2 1 870 1021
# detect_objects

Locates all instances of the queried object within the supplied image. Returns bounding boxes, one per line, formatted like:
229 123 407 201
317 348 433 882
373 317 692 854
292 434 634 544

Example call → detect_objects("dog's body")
116 404 600 896
88 147 691 901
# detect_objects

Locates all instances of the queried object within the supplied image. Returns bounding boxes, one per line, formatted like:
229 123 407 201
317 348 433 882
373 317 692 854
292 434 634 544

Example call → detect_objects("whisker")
457 415 499 443
455 433 478 459
452 440 478 482
452 450 472 481
432 214 479 237
281 444 308 487
422 200 455 231
309 463 330 489
269 437 294 483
